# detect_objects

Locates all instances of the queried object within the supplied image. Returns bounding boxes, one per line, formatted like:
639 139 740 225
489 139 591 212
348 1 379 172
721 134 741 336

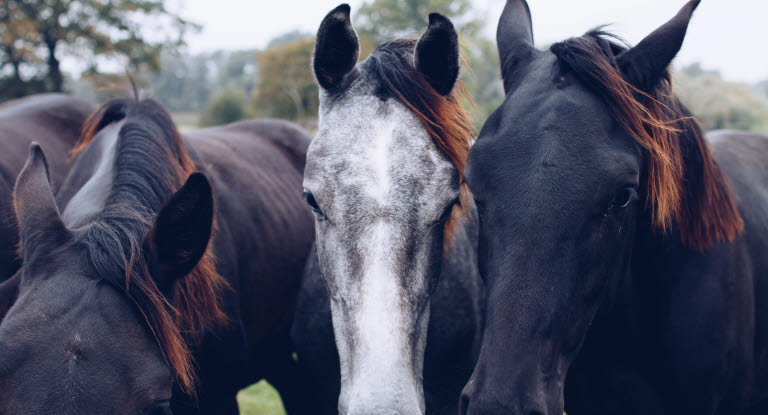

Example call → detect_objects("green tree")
250 36 318 128
250 2 504 131
755 80 768 102
134 49 259 114
355 0 481 42
267 30 310 48
213 49 258 98
147 51 214 113
461 37 504 129
0 0 196 100
674 64 768 133
199 88 247 127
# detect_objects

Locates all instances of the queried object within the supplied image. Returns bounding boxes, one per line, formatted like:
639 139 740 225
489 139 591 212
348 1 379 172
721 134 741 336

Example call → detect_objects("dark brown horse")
0 98 314 414
461 1 768 414
0 94 93 282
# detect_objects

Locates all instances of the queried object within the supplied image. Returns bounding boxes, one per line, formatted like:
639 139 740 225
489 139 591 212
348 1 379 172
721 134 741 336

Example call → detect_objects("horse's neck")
60 121 124 228
60 123 191 230
180 135 203 165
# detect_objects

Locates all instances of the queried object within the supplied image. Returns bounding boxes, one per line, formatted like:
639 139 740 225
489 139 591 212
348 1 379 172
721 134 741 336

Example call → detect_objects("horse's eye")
611 187 638 210
303 190 325 219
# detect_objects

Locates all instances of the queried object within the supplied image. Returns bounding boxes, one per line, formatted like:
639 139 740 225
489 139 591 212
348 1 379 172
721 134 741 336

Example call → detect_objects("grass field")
237 381 287 415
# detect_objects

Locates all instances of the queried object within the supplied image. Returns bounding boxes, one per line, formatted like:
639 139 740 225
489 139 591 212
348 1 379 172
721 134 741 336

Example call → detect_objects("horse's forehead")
310 94 454 187
1 274 152 361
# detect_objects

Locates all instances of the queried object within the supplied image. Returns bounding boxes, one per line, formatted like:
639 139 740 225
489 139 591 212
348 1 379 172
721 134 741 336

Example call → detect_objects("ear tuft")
313 3 360 92
415 13 459 96
617 0 701 91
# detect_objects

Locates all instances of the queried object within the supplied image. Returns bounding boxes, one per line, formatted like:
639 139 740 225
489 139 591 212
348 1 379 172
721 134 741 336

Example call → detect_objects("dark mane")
74 99 228 395
367 39 475 247
550 29 743 250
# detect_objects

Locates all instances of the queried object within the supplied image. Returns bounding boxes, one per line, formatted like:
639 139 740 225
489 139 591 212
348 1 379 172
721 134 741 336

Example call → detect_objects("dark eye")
610 187 638 210
303 190 325 219
145 401 172 415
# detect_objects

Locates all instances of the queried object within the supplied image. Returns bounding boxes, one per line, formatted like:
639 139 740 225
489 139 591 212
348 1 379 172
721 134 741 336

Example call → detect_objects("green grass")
237 381 287 415
235 382 567 414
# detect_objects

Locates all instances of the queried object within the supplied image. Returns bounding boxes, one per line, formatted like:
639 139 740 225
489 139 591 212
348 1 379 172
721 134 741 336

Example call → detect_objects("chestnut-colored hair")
551 30 743 250
368 39 475 250
76 98 228 396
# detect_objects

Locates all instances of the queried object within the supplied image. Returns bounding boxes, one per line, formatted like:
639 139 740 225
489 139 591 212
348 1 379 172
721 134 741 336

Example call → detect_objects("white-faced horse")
288 4 484 415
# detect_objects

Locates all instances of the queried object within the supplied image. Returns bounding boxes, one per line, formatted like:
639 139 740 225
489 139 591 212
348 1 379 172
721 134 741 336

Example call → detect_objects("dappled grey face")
304 74 460 413
0 257 173 415
309 5 465 413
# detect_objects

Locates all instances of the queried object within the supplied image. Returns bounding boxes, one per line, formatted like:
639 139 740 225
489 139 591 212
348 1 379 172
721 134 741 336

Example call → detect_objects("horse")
460 1 768 414
0 98 315 414
289 5 484 415
0 94 93 283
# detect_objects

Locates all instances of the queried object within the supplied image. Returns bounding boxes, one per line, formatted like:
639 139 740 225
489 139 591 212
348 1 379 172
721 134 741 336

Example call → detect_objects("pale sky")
170 0 767 84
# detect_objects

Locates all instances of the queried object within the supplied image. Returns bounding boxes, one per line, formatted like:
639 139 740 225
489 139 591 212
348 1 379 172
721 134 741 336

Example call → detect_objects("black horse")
461 1 767 414
0 98 315 414
0 94 93 282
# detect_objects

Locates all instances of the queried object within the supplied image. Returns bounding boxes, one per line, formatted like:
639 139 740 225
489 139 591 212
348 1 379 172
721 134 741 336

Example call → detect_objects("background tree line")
2 0 767 134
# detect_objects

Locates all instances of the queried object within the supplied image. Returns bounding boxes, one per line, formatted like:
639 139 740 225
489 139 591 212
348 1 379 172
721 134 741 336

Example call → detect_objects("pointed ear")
0 273 20 322
415 13 459 96
313 4 360 92
144 173 214 294
617 0 701 91
497 0 535 94
13 143 68 261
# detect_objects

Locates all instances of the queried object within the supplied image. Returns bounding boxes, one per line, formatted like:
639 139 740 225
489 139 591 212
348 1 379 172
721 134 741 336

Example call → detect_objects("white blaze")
367 117 396 203
347 222 422 412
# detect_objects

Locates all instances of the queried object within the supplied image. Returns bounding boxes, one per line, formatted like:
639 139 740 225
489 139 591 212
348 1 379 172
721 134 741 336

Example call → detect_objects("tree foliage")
355 0 481 42
355 0 503 129
248 0 504 131
199 88 247 127
147 51 214 113
0 0 196 101
144 49 257 113
250 36 317 128
675 64 768 133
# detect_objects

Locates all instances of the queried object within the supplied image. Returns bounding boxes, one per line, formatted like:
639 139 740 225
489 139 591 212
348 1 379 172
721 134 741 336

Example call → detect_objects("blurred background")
1 0 766 413
2 0 767 134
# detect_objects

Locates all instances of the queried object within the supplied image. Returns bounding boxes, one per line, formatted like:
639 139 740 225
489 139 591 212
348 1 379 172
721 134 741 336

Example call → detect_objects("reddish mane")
551 31 743 250
369 39 475 250
76 99 228 396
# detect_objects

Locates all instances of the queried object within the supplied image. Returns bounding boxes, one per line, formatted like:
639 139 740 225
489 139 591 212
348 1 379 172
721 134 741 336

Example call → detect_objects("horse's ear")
415 13 459 96
0 273 20 322
497 0 535 94
144 173 213 295
617 0 700 91
313 4 360 92
13 143 68 261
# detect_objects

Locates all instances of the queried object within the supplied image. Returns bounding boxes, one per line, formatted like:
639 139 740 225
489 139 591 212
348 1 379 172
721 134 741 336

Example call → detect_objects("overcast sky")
171 0 767 83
